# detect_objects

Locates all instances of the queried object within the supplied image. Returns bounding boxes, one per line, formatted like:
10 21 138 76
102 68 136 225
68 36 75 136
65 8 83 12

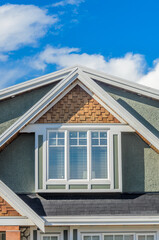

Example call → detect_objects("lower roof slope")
18 193 159 217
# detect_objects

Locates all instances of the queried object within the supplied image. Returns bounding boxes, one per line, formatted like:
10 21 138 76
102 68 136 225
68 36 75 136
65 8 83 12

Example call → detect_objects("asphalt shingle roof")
18 193 159 217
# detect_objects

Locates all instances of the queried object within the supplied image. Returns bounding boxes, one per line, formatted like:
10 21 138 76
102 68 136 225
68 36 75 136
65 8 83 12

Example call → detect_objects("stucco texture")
96 81 159 138
0 82 58 135
0 133 35 193
122 132 159 192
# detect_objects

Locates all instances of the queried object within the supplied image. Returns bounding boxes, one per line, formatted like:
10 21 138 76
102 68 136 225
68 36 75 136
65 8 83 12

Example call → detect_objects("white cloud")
33 46 146 81
53 0 84 7
32 45 159 89
139 60 159 89
0 4 58 52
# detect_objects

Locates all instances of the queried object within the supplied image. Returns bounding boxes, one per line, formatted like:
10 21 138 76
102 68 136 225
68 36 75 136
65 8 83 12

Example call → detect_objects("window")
42 235 59 240
137 234 155 240
91 131 108 179
104 235 134 240
69 131 87 179
36 124 122 191
47 130 108 182
48 131 65 179
83 234 156 240
0 232 6 240
84 235 100 240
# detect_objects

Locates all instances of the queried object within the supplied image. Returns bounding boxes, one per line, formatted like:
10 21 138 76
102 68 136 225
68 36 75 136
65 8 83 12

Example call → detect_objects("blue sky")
0 0 159 89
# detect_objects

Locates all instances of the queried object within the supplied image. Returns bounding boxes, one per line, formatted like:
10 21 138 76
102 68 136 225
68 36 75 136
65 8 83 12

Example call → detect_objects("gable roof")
0 180 45 231
0 66 159 152
1 65 159 101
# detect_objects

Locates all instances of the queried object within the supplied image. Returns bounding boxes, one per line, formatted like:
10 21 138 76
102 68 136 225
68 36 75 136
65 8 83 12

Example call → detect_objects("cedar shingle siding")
36 85 120 124
0 197 20 216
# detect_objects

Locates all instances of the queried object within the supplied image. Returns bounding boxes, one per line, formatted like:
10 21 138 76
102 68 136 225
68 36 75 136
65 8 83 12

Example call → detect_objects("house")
0 65 159 240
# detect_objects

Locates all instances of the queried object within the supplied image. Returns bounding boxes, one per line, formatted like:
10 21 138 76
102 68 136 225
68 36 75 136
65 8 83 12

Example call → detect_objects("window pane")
70 132 77 138
100 132 107 138
84 237 91 240
147 236 154 240
0 233 6 240
70 146 87 179
100 139 107 145
70 139 77 145
138 236 145 240
125 235 134 240
92 236 100 240
115 236 123 240
49 132 56 138
79 139 87 145
92 147 107 178
43 237 50 240
58 139 64 145
92 139 99 145
79 132 87 138
92 132 98 138
51 237 58 240
49 138 56 145
58 132 64 138
104 236 113 240
91 131 108 179
49 147 65 179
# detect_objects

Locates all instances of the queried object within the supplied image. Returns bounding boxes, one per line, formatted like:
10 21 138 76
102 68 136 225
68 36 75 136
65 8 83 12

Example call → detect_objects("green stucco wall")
0 133 35 193
0 82 58 135
96 81 159 138
122 132 159 192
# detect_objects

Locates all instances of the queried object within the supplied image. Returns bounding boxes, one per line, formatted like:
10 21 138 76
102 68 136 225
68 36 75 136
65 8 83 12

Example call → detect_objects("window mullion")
88 130 91 189
65 130 69 189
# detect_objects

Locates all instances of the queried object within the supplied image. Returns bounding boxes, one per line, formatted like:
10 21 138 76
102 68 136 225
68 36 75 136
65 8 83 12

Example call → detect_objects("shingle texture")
36 85 120 123
18 193 159 217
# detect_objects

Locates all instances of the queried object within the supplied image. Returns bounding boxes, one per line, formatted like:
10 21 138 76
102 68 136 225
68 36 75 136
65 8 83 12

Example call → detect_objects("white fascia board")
0 180 44 231
0 217 34 226
43 215 159 226
0 68 78 149
80 65 159 100
21 124 134 134
77 69 159 150
0 66 76 101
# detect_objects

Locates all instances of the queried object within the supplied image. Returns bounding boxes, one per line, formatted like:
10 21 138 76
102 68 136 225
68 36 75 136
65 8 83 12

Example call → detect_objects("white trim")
136 233 156 240
0 180 45 231
1 65 159 101
43 216 159 226
1 67 159 153
30 124 127 192
41 233 60 240
77 70 159 150
80 65 159 100
0 66 76 100
0 216 34 226
21 124 134 133
0 68 78 149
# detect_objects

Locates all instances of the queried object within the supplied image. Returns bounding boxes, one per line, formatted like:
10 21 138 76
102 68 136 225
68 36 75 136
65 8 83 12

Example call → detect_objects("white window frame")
46 128 111 189
103 233 135 240
47 129 110 185
136 233 156 240
82 233 156 240
41 234 60 240
82 233 102 240
30 123 134 192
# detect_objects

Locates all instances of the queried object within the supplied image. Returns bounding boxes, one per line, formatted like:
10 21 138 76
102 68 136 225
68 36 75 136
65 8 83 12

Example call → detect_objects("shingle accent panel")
36 85 120 124
0 197 20 216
